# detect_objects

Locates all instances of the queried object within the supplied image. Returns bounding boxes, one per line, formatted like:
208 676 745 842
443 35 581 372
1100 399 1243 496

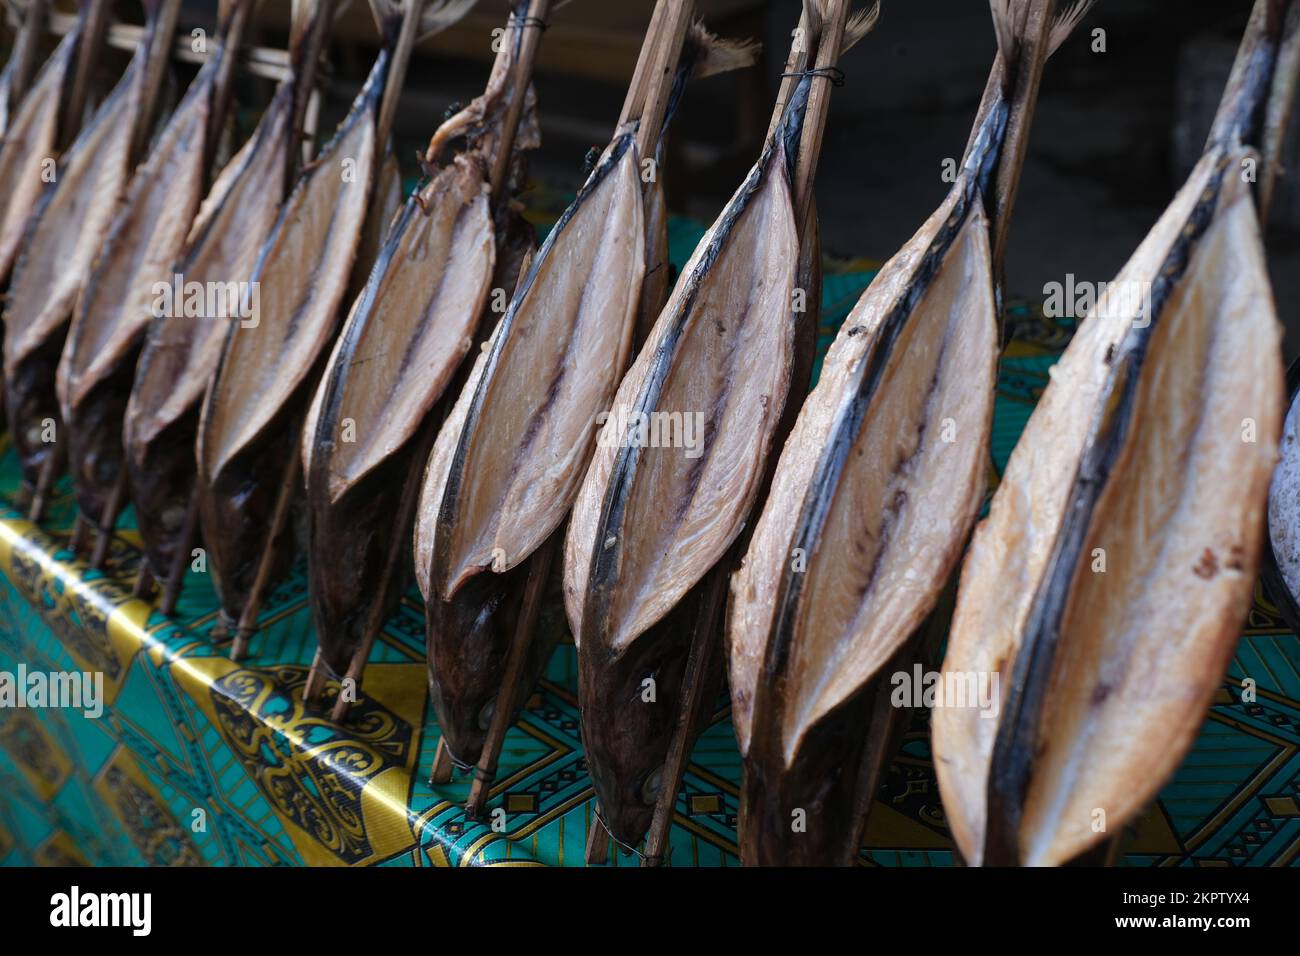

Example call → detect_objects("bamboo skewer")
27 448 61 523
89 468 127 568
57 0 111 150
640 568 725 866
228 444 301 661
159 489 201 615
630 0 694 161
464 531 558 819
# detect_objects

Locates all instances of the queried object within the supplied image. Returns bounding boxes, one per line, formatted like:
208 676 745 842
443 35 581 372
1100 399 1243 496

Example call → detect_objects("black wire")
780 66 846 87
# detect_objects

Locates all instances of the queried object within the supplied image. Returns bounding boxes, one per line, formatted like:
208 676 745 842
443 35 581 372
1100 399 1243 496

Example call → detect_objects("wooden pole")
27 449 60 523
58 0 112 150
89 468 128 568
585 814 611 864
229 449 301 661
641 569 725 866
486 0 551 198
160 488 200 615
464 531 558 819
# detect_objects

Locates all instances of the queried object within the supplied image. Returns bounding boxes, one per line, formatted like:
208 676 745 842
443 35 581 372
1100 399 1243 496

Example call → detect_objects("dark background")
30 0 1300 352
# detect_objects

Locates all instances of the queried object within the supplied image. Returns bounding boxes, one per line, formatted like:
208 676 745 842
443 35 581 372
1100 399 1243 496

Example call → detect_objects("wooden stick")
160 488 200 616
631 0 694 162
6 0 51 112
89 468 128 568
68 513 90 554
1261 0 1300 225
132 561 156 599
27 449 60 523
464 531 558 819
585 816 611 864
375 0 425 153
617 0 672 127
429 737 455 785
58 0 112 151
229 448 301 661
487 0 551 199
791 0 850 234
765 5 815 140
46 10 307 83
642 569 725 867
303 648 329 703
988 0 1054 278
129 0 184 167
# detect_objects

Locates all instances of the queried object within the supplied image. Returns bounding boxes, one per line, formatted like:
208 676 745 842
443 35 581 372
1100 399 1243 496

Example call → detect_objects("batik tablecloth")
1 218 1298 867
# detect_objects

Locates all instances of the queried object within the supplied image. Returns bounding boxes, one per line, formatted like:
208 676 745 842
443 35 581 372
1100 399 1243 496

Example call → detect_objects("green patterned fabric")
0 225 1298 867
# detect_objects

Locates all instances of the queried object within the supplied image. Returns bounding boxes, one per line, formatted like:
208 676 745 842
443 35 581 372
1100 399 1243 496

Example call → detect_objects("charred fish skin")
128 402 201 579
578 573 727 849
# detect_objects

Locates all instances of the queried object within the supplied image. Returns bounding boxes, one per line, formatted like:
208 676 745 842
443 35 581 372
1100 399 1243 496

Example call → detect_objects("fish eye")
477 699 495 731
639 765 664 805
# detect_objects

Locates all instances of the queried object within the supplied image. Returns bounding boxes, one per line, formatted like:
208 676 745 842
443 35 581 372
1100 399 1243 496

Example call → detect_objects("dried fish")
197 0 473 636
4 0 180 508
0 9 82 284
55 0 255 555
302 0 545 683
415 4 758 772
562 0 869 853
726 0 1085 866
123 0 332 600
933 0 1290 866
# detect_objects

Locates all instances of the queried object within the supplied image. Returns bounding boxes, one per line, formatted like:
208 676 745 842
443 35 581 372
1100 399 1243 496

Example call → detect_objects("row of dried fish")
2 0 1295 866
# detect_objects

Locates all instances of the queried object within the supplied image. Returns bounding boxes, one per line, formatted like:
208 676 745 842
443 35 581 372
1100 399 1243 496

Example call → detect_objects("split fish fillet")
934 147 1283 866
55 18 238 526
196 52 385 621
565 131 799 650
0 26 78 283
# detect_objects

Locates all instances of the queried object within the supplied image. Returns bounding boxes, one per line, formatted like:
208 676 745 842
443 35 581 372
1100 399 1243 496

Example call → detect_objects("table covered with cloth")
0 216 1298 867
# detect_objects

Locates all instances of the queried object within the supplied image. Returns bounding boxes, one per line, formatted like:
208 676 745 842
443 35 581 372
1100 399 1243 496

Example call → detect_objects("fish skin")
55 50 218 526
0 27 77 285
123 86 293 580
3 61 140 488
935 148 1283 866
196 52 384 623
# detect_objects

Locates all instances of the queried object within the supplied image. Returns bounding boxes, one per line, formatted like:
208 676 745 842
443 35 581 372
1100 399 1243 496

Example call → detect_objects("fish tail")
417 0 477 41
686 22 761 80
839 2 881 58
1047 1 1097 59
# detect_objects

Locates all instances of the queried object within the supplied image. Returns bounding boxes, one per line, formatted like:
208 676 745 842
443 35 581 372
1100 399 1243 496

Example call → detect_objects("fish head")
577 620 697 850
